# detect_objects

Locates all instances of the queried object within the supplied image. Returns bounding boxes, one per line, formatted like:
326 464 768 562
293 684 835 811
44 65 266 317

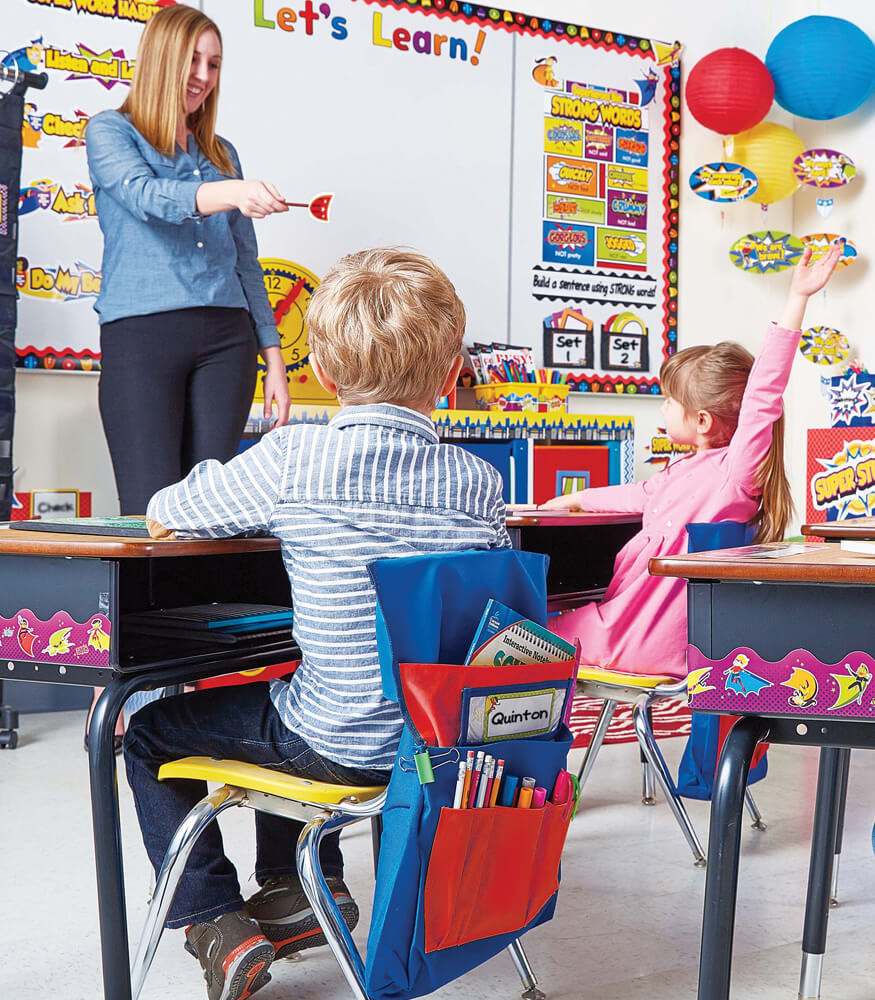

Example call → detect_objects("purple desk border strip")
687 645 875 719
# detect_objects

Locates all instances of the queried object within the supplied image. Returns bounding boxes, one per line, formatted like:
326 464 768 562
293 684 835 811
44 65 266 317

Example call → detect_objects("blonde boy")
129 249 511 1000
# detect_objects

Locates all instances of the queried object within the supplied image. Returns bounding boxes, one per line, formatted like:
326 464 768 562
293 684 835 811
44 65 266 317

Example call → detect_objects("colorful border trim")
16 345 101 372
1 609 110 667
687 645 875 720
358 0 666 54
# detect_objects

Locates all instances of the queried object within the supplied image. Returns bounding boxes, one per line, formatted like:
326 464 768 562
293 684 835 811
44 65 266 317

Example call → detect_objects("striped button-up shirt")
147 404 511 769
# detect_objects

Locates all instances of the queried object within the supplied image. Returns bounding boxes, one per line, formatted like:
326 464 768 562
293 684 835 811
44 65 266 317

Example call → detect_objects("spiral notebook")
465 599 576 667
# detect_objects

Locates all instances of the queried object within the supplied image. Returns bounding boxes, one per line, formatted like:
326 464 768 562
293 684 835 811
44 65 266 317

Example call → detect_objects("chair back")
369 548 548 704
685 520 756 554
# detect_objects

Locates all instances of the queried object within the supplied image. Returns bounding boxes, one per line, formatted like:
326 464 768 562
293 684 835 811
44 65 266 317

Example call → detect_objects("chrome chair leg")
506 937 545 1000
131 787 246 1000
744 787 767 831
298 812 370 1000
632 696 706 868
641 760 656 805
576 699 617 791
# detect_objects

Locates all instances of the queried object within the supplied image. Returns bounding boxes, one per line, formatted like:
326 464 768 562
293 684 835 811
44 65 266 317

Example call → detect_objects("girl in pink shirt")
542 244 843 678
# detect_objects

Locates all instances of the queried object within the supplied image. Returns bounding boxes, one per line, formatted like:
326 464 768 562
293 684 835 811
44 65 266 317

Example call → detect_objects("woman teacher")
87 2 290 516
85 4 291 749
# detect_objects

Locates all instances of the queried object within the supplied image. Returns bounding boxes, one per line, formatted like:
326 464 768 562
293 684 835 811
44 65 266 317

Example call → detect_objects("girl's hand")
235 180 289 219
261 347 291 427
540 492 584 511
790 242 843 298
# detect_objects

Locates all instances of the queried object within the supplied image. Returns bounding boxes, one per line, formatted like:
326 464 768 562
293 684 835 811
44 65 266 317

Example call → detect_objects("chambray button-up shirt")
86 109 279 349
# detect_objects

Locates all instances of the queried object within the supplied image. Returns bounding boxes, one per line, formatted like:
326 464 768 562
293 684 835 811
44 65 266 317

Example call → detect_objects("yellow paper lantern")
724 121 804 205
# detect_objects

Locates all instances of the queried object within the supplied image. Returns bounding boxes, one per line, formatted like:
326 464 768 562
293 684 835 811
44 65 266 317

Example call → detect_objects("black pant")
99 306 258 514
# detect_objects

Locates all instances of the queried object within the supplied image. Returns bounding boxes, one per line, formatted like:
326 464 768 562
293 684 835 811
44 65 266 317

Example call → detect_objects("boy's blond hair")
306 248 466 409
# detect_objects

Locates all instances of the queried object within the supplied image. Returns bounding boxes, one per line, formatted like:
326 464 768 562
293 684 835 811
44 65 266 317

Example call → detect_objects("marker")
518 776 536 809
499 774 519 808
532 786 547 809
476 755 494 808
452 759 467 809
550 770 572 806
489 759 505 807
460 750 474 809
467 751 485 808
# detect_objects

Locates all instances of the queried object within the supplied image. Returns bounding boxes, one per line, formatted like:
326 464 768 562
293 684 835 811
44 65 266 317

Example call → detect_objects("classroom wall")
12 0 875 533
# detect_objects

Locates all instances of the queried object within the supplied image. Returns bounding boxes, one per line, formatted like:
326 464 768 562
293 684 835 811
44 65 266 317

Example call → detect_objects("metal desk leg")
799 747 846 1000
829 750 850 908
88 678 139 1000
698 715 770 1000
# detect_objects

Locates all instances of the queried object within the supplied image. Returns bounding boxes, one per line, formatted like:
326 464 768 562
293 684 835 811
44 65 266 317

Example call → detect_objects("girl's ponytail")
752 411 793 542
661 340 793 542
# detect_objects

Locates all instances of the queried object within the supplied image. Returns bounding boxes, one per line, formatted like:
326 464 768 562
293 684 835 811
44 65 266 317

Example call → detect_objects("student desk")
506 511 641 612
802 516 875 541
0 528 297 1000
650 542 875 1000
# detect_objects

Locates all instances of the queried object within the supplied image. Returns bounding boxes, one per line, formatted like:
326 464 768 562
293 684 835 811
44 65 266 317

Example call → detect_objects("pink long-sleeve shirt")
553 323 799 678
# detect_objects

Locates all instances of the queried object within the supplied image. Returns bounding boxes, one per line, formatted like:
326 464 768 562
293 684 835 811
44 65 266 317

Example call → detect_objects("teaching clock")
255 257 336 405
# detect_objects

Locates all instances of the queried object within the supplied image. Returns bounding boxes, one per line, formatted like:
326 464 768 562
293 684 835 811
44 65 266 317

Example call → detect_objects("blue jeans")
124 681 390 928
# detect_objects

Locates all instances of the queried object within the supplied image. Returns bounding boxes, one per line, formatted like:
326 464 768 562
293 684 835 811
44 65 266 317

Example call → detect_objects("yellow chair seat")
576 665 677 690
158 756 386 804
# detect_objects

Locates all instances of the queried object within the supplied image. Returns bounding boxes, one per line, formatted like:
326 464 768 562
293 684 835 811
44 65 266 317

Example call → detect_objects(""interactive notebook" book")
465 599 575 667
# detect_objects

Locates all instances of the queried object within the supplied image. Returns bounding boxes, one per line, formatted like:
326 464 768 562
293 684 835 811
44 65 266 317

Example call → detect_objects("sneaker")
246 875 359 959
184 909 274 1000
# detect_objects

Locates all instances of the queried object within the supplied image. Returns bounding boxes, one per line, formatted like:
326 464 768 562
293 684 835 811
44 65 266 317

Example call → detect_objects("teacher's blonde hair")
118 4 234 176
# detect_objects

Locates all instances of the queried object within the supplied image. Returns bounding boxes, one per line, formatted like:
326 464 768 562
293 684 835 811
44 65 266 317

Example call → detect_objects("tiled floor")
2 710 874 1000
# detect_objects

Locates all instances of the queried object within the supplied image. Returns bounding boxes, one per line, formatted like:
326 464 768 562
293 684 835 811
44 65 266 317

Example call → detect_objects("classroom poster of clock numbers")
511 29 680 394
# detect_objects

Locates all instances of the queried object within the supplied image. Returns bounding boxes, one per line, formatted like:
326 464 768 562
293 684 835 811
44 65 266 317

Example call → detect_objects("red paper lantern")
685 47 775 134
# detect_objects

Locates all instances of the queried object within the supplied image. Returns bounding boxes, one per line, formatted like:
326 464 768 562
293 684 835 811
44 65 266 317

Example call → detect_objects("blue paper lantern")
766 16 875 120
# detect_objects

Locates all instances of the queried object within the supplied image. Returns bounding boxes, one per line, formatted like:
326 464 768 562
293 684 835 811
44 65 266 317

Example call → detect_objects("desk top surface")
802 518 875 540
505 510 641 527
650 541 875 585
0 528 283 558
0 510 640 556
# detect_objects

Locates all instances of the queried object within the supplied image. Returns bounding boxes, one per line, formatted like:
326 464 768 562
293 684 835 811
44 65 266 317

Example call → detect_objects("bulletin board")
4 0 164 370
8 0 680 396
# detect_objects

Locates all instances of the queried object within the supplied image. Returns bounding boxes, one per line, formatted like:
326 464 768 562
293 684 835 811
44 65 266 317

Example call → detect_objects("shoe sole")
260 898 359 960
220 939 274 1000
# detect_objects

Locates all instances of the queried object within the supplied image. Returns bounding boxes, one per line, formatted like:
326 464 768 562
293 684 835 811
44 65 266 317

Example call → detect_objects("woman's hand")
539 492 584 511
195 179 289 218
261 346 291 427
234 180 289 219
